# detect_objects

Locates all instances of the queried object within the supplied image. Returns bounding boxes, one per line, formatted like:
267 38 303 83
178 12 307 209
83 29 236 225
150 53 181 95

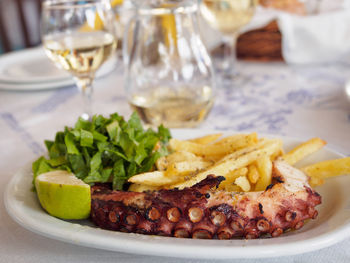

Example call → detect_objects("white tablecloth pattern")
1 58 350 263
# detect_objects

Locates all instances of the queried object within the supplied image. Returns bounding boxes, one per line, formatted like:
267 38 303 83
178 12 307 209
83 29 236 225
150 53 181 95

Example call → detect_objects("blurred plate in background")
0 47 70 84
0 46 118 91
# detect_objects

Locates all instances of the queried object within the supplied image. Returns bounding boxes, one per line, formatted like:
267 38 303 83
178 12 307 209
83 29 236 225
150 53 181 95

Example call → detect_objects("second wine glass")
200 0 256 82
41 0 117 120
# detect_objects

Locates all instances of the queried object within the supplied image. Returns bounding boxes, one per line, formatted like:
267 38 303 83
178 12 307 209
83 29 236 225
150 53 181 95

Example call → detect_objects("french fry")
156 151 202 171
218 167 248 191
128 171 176 186
254 154 273 191
169 133 258 156
222 184 241 192
166 151 202 163
235 176 251 192
283 138 326 165
170 139 282 189
213 133 258 146
309 176 325 187
155 156 168 171
166 160 213 176
247 164 259 184
215 138 276 164
128 183 160 192
270 148 284 161
188 133 222 144
302 157 350 179
201 154 227 163
130 160 213 187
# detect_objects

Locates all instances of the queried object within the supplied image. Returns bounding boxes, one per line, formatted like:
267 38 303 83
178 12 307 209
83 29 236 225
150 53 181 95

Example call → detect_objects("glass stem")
222 32 238 79
75 76 93 120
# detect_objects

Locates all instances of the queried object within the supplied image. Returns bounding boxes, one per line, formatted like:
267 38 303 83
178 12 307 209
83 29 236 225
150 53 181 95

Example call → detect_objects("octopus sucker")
136 220 154 234
90 160 321 239
166 207 181 223
256 218 270 232
217 226 234 240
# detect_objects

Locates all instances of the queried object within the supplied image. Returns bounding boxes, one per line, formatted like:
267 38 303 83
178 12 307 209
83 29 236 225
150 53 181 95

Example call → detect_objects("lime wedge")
35 170 91 220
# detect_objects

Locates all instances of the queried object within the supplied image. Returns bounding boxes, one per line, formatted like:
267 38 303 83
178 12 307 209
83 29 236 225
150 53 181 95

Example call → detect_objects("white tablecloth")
1 58 350 262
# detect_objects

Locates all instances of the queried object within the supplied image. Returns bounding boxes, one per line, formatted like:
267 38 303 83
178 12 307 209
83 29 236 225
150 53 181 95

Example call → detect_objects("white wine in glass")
200 0 256 80
129 85 214 128
44 32 116 77
41 0 117 120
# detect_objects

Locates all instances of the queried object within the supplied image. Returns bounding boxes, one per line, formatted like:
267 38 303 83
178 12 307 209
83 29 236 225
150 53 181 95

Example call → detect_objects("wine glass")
41 0 117 120
199 0 256 81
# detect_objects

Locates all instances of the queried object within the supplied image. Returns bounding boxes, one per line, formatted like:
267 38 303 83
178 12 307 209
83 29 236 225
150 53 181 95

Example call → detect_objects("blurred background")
0 0 42 53
1 0 349 61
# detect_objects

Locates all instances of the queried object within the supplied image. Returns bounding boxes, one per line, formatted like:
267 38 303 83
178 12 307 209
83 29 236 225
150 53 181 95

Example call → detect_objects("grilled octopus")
90 160 321 239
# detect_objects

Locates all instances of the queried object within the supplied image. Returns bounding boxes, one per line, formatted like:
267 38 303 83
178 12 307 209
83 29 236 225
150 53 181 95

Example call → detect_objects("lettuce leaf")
32 112 171 190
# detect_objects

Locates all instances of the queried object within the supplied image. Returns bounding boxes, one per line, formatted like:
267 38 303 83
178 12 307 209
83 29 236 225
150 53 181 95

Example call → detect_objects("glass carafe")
123 0 215 128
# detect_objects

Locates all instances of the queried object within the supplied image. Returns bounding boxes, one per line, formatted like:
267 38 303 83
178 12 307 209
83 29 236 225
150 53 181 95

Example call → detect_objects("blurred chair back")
0 0 42 53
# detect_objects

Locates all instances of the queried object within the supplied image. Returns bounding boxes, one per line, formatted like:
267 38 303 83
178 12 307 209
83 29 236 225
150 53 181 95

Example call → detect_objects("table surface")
1 57 350 263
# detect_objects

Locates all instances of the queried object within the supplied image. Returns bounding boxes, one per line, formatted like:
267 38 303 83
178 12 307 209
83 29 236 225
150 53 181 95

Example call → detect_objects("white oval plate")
0 47 118 91
4 130 350 259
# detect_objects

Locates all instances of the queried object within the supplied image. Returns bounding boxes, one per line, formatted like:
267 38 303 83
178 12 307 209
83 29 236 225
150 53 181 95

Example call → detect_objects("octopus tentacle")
91 160 322 239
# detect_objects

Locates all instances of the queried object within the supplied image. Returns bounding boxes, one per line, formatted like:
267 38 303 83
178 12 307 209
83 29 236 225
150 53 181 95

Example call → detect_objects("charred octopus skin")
90 160 321 239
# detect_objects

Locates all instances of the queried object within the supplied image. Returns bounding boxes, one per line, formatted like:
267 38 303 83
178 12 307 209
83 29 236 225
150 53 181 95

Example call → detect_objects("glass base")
215 69 251 89
220 70 239 81
81 112 90 121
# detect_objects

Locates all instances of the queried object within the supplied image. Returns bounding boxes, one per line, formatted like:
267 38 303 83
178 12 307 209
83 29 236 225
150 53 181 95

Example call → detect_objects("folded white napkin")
278 9 350 64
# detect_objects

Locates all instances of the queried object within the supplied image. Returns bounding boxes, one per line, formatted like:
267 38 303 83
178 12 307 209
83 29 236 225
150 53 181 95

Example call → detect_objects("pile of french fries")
128 133 350 192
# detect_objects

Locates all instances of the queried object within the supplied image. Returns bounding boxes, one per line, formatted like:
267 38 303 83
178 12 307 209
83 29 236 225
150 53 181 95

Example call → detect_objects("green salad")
32 112 171 190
